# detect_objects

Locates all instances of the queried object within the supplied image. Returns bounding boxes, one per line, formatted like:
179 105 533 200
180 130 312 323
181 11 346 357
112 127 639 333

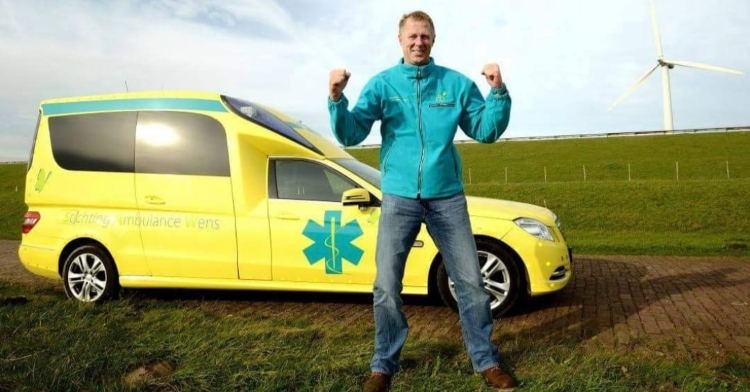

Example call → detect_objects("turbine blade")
608 64 660 112
665 59 743 75
650 0 664 57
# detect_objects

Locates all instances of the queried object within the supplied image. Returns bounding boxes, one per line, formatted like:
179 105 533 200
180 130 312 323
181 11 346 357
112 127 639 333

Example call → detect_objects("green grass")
1 283 748 391
462 181 750 256
349 132 750 183
347 132 750 256
2 132 749 255
0 163 26 241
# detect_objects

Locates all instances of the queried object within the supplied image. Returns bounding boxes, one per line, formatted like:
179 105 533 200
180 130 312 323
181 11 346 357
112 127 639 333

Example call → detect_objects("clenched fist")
329 69 351 101
481 63 503 88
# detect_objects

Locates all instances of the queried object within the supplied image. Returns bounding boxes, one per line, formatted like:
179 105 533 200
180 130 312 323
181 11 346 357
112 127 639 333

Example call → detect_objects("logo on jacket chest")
429 90 455 108
387 91 455 107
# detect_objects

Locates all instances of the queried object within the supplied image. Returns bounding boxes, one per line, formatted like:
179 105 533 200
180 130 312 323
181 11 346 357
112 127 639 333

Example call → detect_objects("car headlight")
514 217 555 241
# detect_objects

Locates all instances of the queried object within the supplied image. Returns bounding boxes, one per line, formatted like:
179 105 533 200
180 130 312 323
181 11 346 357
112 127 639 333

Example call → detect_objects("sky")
1 0 749 161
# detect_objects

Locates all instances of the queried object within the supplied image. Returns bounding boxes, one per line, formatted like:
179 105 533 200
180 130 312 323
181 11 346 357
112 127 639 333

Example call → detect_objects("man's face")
398 18 434 66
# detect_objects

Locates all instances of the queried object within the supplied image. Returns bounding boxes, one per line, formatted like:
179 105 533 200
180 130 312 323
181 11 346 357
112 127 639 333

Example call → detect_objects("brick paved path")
498 255 750 357
2 240 748 356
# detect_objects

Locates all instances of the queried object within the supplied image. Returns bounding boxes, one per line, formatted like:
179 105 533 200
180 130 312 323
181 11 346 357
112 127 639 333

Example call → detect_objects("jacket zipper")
416 67 425 198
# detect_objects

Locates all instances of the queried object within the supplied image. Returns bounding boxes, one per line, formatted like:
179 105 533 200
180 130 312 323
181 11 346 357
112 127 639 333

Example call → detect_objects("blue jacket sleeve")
458 83 511 143
327 77 383 147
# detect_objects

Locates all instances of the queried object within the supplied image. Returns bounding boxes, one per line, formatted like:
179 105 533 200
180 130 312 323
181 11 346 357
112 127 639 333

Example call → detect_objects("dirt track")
2 239 749 356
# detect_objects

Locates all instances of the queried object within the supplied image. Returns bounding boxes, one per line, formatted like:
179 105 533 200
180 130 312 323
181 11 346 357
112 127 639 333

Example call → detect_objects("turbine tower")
608 0 743 131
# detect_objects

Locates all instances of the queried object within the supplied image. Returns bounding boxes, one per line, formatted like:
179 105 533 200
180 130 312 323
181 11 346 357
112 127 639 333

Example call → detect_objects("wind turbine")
608 0 743 131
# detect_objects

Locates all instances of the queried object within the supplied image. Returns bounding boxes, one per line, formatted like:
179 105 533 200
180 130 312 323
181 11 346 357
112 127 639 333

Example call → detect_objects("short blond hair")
399 11 435 34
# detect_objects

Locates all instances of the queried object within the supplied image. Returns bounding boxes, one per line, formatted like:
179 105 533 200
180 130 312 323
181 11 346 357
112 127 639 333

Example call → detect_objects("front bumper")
528 246 572 296
503 228 573 296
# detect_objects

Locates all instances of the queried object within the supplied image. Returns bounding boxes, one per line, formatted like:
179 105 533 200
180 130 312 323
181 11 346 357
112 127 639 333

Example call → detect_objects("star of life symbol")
302 211 364 274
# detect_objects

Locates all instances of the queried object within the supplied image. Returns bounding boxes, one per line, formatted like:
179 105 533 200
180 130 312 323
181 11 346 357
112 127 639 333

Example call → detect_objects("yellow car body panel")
18 90 572 314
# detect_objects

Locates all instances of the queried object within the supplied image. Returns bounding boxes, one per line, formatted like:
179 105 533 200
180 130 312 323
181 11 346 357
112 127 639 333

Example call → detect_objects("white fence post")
441 160 736 183
628 163 631 181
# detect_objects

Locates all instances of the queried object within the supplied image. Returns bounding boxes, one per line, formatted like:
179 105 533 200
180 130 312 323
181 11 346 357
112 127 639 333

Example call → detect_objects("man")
327 10 514 392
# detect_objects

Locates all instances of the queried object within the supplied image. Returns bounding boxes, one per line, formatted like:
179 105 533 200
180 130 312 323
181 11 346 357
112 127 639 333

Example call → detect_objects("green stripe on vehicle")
41 98 228 115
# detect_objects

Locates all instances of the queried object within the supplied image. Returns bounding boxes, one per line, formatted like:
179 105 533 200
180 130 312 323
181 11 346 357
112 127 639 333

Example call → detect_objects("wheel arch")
58 237 119 278
427 234 530 298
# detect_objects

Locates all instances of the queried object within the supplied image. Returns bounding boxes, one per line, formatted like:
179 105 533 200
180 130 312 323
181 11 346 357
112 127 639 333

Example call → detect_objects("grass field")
2 132 749 255
0 162 25 242
346 132 750 256
1 283 748 391
348 132 750 183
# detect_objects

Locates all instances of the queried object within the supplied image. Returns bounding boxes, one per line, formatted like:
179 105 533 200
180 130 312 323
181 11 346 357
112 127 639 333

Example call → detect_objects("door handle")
275 212 300 220
144 195 166 205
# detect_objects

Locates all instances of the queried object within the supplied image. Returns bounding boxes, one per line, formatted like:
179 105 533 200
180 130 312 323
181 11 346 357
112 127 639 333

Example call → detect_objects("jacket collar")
398 57 435 79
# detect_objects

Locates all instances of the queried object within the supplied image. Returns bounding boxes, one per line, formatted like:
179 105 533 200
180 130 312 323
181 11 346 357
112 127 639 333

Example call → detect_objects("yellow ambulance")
19 91 572 317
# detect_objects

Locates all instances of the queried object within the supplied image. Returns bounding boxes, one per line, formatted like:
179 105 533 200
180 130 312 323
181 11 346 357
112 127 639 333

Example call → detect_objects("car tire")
436 239 524 318
62 244 119 303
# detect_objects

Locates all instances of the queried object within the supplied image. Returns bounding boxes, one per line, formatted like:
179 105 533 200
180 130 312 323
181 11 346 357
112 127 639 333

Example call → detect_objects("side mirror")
341 188 371 207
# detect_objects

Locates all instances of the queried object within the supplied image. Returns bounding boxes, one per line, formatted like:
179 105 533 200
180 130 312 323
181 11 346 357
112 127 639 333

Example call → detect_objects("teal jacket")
328 57 511 199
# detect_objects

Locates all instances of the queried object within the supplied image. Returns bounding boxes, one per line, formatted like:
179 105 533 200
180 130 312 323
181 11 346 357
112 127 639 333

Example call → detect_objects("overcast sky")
1 0 749 161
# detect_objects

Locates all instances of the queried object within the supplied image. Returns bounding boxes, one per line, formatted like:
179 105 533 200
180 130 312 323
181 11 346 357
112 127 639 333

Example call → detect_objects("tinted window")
274 160 357 202
135 111 230 176
48 112 136 172
27 110 41 172
333 158 382 189
222 96 322 155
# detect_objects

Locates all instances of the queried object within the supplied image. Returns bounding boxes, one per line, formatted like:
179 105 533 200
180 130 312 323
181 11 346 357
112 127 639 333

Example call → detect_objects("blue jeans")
370 191 500 375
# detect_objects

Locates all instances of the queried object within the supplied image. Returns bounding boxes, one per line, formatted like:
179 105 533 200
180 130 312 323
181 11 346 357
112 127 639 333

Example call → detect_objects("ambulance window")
221 95 322 155
26 110 41 172
135 111 230 176
273 160 358 202
48 112 136 172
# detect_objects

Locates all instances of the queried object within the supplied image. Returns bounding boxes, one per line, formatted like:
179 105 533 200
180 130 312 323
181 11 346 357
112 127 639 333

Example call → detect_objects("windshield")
333 158 381 189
